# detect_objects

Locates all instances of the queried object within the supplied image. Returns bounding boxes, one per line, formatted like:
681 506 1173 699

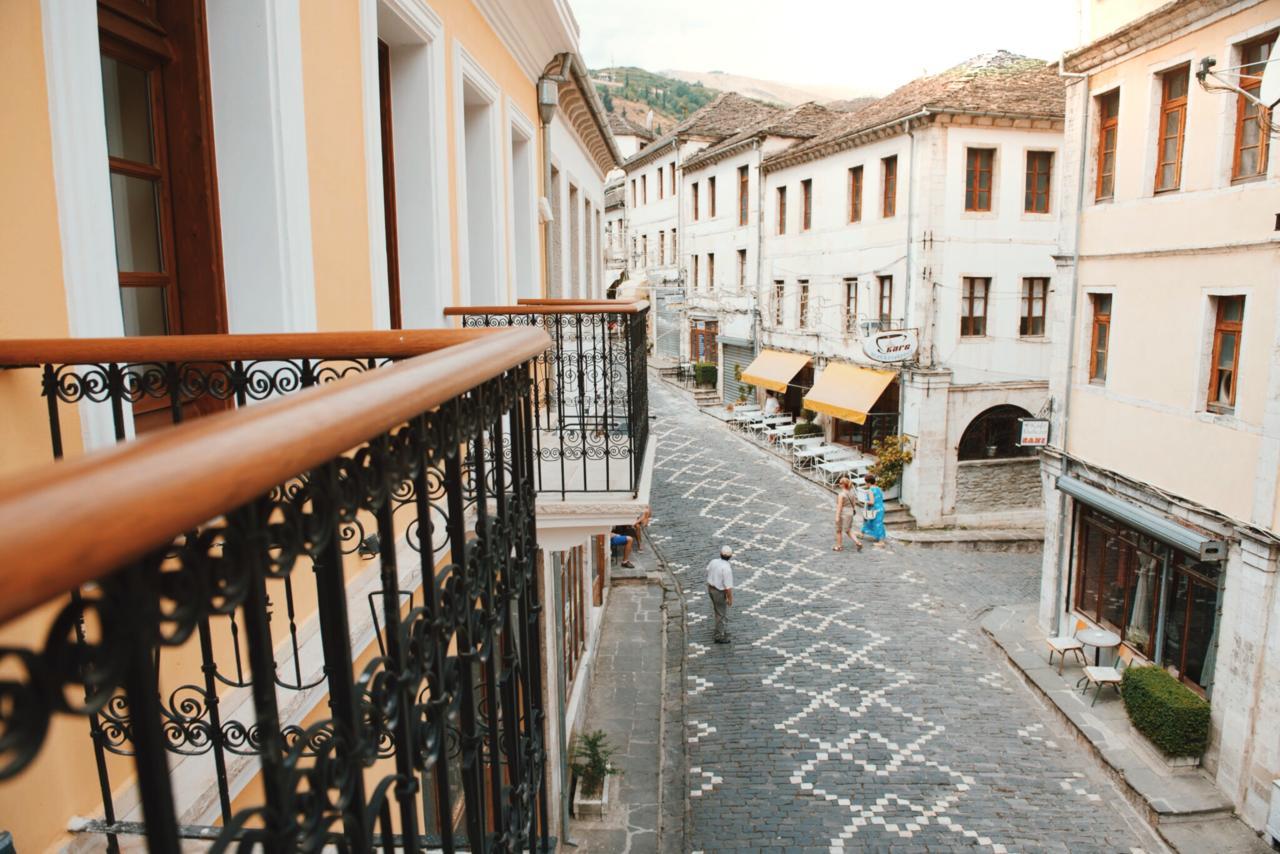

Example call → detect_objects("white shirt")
706 557 734 590
763 397 780 417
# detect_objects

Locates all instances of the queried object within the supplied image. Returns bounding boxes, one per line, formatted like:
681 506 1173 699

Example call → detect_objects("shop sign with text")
862 328 919 363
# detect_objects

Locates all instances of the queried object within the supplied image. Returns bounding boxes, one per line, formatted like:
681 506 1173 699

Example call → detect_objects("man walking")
706 545 735 644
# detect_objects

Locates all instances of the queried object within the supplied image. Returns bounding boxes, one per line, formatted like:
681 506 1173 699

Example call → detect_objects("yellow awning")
740 349 811 394
803 362 895 425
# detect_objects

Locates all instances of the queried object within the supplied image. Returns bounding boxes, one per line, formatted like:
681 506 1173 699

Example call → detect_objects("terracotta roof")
764 52 1065 171
622 92 781 171
607 111 656 141
825 96 879 114
682 102 845 173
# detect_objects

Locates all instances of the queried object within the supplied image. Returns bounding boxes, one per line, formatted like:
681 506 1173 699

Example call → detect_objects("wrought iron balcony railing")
0 328 553 852
443 302 650 500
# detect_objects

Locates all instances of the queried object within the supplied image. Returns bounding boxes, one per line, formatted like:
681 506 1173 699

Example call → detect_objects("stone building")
757 52 1065 528
1039 0 1280 833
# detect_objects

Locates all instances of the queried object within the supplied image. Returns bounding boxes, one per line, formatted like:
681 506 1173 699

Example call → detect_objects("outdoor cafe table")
765 423 796 440
1077 627 1121 666
793 443 843 466
817 457 872 482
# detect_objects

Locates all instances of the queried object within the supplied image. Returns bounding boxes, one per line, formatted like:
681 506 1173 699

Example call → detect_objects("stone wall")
955 458 1042 513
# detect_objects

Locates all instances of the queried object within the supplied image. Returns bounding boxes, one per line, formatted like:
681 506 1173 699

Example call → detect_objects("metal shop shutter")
721 342 756 404
655 288 682 359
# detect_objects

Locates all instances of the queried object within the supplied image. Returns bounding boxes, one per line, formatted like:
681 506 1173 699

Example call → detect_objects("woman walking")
833 477 863 552
860 474 888 549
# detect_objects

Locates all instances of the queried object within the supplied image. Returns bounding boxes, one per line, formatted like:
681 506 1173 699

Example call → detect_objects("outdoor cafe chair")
1046 619 1089 675
1079 646 1134 706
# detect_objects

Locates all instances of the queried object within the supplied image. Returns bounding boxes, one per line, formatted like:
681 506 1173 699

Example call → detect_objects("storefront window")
1072 506 1221 691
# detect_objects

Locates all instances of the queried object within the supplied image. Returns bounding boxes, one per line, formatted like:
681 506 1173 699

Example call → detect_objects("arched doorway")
957 405 1036 460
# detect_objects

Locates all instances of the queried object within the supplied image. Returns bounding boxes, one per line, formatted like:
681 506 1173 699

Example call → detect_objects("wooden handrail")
443 300 648 317
0 327 550 625
0 328 502 367
516 298 640 306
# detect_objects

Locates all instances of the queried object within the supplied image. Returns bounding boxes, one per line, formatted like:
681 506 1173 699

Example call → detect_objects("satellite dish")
1259 45 1280 110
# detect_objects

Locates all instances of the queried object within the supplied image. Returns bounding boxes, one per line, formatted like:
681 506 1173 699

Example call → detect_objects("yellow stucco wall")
300 1 376 331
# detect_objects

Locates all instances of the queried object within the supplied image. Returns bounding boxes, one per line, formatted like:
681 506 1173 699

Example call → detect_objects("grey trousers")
708 585 729 641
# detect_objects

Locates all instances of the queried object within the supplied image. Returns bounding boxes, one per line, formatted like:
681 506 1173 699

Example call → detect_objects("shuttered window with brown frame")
773 281 785 326
1155 65 1189 192
798 281 810 328
1024 151 1052 213
1208 296 1244 411
849 165 863 223
964 148 994 211
737 248 747 291
692 181 699 221
377 40 402 328
1096 90 1120 200
708 175 717 217
1020 277 1048 337
738 165 749 225
801 179 812 230
844 278 857 333
1089 293 1112 383
881 155 897 217
960 277 989 337
878 275 893 323
1232 34 1273 181
657 165 664 199
777 186 787 234
670 162 676 195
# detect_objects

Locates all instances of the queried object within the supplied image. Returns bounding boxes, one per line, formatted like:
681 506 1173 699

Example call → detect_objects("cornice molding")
1063 0 1264 74
472 0 575 83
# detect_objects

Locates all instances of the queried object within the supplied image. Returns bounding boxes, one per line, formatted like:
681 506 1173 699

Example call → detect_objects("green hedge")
793 421 822 438
1121 665 1210 757
694 362 717 387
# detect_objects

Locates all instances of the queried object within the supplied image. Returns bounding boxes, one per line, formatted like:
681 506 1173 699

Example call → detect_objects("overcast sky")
574 0 1079 96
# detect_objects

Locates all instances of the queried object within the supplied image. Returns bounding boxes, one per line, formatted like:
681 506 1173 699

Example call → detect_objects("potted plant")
793 408 822 439
869 435 914 500
571 730 619 817
694 361 718 388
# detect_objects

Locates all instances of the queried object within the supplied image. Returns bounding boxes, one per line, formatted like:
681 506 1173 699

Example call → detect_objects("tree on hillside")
602 90 614 112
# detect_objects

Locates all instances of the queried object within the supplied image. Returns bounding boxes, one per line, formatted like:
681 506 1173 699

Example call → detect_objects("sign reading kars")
862 329 919 363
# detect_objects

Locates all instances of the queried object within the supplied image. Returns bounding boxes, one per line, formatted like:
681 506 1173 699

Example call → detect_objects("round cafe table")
1076 627 1121 667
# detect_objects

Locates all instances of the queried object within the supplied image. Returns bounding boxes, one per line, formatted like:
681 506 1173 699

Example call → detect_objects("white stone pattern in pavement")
647 378 1160 853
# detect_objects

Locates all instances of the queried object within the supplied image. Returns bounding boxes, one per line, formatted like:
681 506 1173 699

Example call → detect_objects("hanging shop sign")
862 328 919 363
1017 418 1050 447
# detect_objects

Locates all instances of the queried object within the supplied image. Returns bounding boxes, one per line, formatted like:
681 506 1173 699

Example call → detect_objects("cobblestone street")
647 379 1164 853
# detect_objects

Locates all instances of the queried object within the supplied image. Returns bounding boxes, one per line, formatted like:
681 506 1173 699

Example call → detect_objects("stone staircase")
692 387 720 408
882 500 916 530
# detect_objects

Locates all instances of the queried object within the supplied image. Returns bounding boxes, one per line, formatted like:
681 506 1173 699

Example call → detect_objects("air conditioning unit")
1268 778 1280 845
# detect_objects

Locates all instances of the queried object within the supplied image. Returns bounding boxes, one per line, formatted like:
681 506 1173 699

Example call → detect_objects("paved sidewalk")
570 584 665 854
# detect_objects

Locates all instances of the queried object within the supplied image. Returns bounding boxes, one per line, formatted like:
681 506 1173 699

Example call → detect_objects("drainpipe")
536 54 573 844
900 114 920 477
753 139 765 376
1050 58 1091 635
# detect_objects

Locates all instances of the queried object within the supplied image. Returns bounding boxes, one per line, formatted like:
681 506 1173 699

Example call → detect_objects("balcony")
443 301 651 506
0 328 553 851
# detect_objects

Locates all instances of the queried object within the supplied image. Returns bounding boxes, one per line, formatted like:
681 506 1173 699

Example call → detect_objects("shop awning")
740 349 811 393
1056 476 1226 561
802 363 896 425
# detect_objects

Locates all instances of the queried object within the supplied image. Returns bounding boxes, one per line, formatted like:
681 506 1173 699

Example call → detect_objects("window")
1020 278 1048 336
773 280 785 325
801 179 812 230
377 41 402 327
738 165 749 225
1233 34 1273 180
798 280 810 327
1155 65 1189 192
957 405 1035 460
877 275 893 323
631 178 637 206
670 163 676 195
707 252 715 290
641 173 648 204
692 181 699 221
1096 91 1120 200
670 228 677 259
777 186 787 234
692 254 699 289
881 156 897 217
641 234 647 265
843 278 857 332
849 166 863 223
960 277 989 336
657 166 664 199
737 248 747 291
658 230 665 265
964 148 995 211
1208 296 1245 411
1089 293 1112 382
708 176 717 217
100 2 226 340
1025 151 1053 213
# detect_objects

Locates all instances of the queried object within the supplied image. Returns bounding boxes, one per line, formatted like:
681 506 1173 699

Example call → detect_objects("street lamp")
537 77 559 126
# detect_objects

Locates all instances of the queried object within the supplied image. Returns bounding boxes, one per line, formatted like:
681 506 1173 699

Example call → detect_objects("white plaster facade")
1038 0 1280 834
761 112 1063 528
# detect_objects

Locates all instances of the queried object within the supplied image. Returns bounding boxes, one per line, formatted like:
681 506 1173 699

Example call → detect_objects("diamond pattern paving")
647 380 1160 853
